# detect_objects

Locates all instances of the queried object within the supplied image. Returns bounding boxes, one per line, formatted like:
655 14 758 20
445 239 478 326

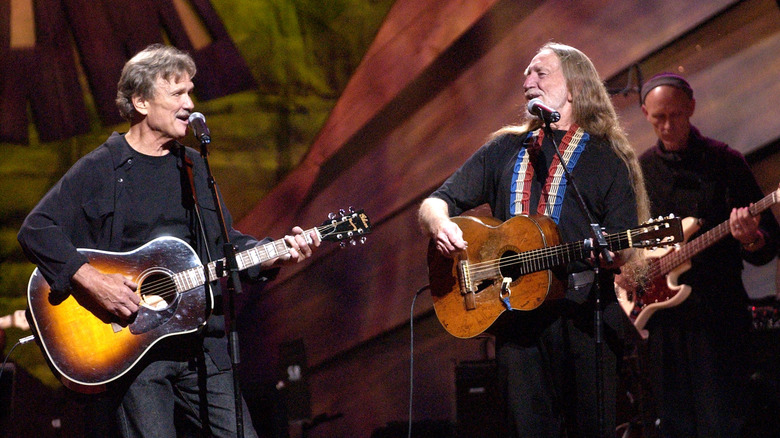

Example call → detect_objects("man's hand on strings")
72 263 140 321
433 219 468 258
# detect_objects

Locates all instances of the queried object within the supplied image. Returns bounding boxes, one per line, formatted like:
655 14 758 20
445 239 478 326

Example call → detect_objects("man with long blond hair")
419 42 647 436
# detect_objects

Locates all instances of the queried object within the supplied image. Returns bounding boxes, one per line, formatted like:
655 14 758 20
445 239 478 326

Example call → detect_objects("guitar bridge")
457 260 477 310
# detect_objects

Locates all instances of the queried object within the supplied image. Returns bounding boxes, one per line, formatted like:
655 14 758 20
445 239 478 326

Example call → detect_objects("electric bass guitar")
26 209 371 393
427 215 683 339
616 184 780 334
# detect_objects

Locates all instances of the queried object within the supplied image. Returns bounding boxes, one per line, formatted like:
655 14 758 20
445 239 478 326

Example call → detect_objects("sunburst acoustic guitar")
427 214 683 339
26 209 371 393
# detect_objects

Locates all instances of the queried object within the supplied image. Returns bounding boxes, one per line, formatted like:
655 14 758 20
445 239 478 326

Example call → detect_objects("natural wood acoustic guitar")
428 215 683 339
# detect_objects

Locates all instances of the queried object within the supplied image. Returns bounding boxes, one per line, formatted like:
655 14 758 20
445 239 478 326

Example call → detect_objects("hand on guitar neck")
729 204 764 251
587 243 631 270
265 226 322 267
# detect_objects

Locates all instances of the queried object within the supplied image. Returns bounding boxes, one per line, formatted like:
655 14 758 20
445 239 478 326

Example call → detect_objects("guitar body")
428 215 565 339
616 217 699 333
27 237 211 392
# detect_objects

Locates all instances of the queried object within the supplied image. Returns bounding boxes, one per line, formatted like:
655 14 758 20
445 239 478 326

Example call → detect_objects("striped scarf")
509 125 589 223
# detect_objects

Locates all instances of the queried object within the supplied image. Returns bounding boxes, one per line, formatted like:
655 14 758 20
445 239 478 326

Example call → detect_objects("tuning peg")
339 209 346 216
359 236 367 244
350 239 357 246
348 206 355 213
328 212 337 220
339 241 347 248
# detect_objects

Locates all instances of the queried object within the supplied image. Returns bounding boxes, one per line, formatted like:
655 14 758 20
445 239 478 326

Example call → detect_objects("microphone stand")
198 133 247 438
537 111 611 438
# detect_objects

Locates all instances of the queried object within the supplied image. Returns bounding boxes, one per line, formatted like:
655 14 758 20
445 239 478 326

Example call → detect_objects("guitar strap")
510 125 588 223
181 146 198 207
179 144 214 265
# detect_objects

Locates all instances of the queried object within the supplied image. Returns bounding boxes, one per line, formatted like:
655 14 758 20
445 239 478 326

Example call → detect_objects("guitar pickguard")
131 295 180 334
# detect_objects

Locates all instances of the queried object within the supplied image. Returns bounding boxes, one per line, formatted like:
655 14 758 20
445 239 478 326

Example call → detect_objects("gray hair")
115 44 196 120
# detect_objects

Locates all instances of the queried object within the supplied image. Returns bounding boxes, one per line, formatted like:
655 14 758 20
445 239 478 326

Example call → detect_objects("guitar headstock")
631 215 684 248
319 208 372 246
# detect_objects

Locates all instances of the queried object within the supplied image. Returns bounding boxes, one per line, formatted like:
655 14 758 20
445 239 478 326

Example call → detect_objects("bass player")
632 72 780 437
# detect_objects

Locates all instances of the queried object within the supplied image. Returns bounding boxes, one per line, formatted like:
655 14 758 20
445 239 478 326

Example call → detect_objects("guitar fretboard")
516 230 634 275
171 228 319 292
654 190 778 276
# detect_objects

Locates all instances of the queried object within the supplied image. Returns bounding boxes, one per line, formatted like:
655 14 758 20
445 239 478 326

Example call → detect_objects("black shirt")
122 145 193 250
18 132 274 369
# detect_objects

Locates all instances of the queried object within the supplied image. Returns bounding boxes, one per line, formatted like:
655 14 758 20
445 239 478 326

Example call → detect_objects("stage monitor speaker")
278 338 312 422
455 360 508 438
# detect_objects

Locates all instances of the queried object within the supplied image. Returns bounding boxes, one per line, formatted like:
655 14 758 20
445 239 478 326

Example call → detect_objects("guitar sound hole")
498 250 522 283
139 272 176 310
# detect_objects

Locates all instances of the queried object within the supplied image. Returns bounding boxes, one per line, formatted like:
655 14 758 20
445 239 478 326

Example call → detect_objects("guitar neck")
208 227 320 281
659 190 778 275
167 209 371 291
173 228 320 290
519 230 634 274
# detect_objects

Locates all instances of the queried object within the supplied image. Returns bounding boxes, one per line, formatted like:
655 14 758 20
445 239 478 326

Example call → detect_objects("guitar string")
463 232 633 276
464 224 680 277
624 192 778 308
632 196 776 296
131 222 351 302
632 219 734 291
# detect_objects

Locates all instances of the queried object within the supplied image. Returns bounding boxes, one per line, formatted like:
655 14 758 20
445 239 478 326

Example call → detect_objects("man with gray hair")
18 44 319 437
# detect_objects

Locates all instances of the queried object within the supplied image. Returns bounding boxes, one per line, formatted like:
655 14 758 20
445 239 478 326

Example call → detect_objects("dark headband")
640 73 694 104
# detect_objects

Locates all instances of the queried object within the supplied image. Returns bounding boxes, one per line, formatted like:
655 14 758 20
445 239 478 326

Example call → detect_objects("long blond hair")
494 42 650 223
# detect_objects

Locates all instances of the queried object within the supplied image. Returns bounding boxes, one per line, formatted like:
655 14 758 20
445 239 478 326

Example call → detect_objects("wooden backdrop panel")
613 0 780 156
233 0 780 435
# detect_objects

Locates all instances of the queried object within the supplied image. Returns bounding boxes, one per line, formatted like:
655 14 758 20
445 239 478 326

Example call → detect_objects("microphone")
188 112 211 143
527 98 561 123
